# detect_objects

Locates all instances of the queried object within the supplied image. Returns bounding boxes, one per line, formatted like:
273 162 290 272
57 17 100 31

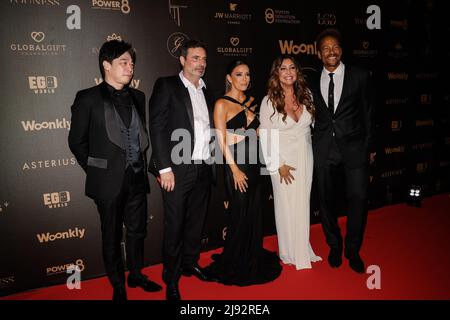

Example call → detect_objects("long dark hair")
225 59 249 93
267 55 315 122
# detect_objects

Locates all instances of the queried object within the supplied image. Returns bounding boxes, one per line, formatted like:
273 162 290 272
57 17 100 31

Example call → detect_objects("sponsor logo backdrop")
0 0 447 296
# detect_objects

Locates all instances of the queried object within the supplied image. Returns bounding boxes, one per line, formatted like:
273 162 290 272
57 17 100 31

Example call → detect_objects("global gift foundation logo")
353 41 377 58
10 31 67 56
217 37 253 57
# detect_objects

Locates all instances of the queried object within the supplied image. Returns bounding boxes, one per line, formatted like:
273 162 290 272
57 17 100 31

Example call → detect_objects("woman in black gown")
205 60 281 286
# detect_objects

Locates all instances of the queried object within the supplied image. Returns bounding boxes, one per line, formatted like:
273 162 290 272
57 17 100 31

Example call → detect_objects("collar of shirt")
104 81 130 97
179 71 206 91
322 62 345 78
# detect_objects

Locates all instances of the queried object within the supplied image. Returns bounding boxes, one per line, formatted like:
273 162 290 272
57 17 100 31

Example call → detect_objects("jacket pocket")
87 156 107 169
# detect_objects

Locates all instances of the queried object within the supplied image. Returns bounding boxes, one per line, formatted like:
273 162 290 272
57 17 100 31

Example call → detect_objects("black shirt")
105 82 132 128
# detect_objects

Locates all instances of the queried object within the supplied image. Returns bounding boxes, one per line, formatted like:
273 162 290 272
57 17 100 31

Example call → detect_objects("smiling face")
103 51 134 89
278 58 298 87
227 63 250 92
318 36 342 72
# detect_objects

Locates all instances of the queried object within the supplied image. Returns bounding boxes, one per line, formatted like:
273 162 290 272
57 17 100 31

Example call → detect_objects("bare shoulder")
214 98 231 117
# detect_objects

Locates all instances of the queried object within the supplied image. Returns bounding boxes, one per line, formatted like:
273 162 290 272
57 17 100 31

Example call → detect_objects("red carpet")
3 194 450 300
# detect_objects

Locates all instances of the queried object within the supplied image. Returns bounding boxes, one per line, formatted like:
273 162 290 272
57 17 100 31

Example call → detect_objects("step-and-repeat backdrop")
1 0 448 296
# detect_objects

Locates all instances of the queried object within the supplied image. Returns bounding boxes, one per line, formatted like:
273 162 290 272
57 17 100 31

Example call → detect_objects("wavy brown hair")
267 55 315 122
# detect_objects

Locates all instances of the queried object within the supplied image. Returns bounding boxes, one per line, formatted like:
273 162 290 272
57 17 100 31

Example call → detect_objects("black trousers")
94 167 147 287
161 163 211 286
315 139 368 256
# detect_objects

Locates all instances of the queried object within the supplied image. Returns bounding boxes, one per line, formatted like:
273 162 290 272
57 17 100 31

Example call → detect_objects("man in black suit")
68 40 162 301
148 40 215 300
310 29 376 273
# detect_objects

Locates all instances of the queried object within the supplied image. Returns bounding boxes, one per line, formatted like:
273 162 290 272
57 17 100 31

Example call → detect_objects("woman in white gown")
259 55 322 270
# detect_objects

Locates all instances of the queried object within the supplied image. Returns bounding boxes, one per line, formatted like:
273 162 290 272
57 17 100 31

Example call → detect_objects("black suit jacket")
68 82 150 200
310 65 375 168
148 75 214 179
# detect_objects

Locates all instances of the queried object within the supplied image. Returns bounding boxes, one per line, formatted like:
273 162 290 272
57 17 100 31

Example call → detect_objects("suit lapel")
315 72 329 114
334 66 350 116
100 83 125 150
130 90 149 151
176 77 195 131
202 87 214 128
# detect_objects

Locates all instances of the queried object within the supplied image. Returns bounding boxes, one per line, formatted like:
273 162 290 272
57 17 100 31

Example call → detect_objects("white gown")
259 96 322 270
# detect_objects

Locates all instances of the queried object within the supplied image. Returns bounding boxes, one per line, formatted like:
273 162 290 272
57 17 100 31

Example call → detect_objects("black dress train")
205 96 282 286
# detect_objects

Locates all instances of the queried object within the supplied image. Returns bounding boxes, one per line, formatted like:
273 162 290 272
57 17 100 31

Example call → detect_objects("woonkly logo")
22 118 70 132
36 227 85 243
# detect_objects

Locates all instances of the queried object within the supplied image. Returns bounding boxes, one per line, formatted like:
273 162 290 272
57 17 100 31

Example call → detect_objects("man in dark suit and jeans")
148 40 216 300
310 28 376 274
68 40 162 301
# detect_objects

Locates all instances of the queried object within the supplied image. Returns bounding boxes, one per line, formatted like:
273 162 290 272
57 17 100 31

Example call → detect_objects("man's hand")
159 171 175 192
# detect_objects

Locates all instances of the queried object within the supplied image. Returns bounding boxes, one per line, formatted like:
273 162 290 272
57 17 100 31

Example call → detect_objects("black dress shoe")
182 265 218 282
346 254 365 274
328 248 342 268
127 274 162 292
166 285 181 301
113 285 127 302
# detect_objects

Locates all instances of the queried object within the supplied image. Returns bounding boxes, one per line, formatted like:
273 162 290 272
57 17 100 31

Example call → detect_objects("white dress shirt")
320 62 345 112
159 71 211 175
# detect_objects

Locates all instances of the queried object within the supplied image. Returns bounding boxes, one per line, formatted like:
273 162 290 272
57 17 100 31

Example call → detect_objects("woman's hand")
278 165 296 185
232 168 248 193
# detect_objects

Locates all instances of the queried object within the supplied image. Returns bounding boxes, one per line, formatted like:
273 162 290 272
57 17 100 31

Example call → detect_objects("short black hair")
316 28 342 50
98 40 136 78
180 39 207 59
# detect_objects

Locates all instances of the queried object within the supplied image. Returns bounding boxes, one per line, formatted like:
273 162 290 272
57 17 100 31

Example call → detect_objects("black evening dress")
205 96 282 286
